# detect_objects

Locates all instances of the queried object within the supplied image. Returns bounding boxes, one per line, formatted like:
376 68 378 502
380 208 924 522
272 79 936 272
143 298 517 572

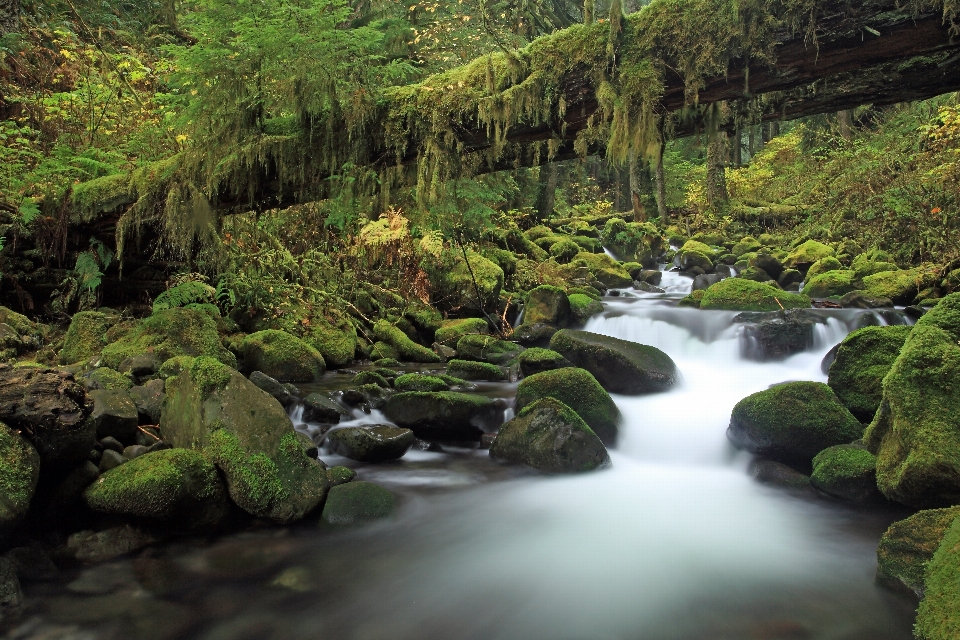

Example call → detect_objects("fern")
152 280 217 313
74 252 103 292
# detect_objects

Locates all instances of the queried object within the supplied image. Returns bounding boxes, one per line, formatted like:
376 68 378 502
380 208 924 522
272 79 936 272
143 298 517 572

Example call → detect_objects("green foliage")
74 238 115 293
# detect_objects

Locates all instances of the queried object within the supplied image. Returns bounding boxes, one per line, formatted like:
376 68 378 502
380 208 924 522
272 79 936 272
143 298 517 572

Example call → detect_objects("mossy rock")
601 218 665 265
372 320 441 363
827 325 912 422
728 381 863 468
801 269 860 298
0 422 40 539
490 398 610 473
805 256 843 281
810 444 882 503
567 293 604 326
678 240 717 261
517 348 570 377
480 247 519 277
383 392 501 441
60 311 119 364
865 294 960 507
101 308 236 371
677 290 704 308
549 329 678 395
446 359 505 381
699 278 810 312
393 373 449 392
784 240 834 269
427 250 504 314
515 367 619 445
738 266 772 283
321 481 395 525
523 285 571 326
327 426 415 463
851 254 899 279
732 236 762 257
674 249 713 273
239 330 325 382
0 307 36 338
434 318 490 346
160 356 327 523
403 302 443 340
860 266 937 305
152 281 216 313
876 506 960 598
549 239 581 264
573 252 632 288
249 304 357 369
352 370 390 388
455 334 522 365
915 516 960 639
524 225 553 241
370 341 400 361
83 449 229 530
83 367 134 391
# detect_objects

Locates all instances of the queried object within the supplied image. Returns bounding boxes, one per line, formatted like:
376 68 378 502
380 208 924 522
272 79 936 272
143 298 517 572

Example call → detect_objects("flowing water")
6 274 921 640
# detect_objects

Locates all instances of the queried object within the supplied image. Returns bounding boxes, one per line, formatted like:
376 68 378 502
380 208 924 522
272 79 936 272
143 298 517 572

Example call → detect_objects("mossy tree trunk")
628 153 650 222
653 141 667 222
837 109 853 140
535 163 558 220
706 130 728 207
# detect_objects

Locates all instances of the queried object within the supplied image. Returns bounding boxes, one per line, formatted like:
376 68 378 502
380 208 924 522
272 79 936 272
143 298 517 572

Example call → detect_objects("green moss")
732 236 762 257
784 240 834 267
518 347 568 376
85 367 134 390
446 359 505 381
456 333 522 365
877 506 960 598
601 219 665 264
152 281 216 313
524 225 554 241
239 329 325 382
370 341 400 361
677 289 705 308
435 317 490 345
860 265 937 305
249 304 357 369
700 278 810 311
0 421 40 526
549 239 581 263
352 370 391 388
805 256 843 281
828 325 912 422
573 251 631 283
190 356 233 397
801 269 859 298
372 320 441 363
915 516 960 639
70 172 131 221
158 355 195 379
524 285 570 326
567 293 604 325
678 239 717 260
851 256 899 278
101 308 236 370
811 445 876 485
208 429 286 515
321 481 395 525
566 286 601 301
393 373 450 392
515 367 619 444
60 311 118 364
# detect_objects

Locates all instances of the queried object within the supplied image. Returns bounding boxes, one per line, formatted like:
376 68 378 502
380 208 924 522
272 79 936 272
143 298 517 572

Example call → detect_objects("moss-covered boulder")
89 389 139 443
82 366 134 391
515 367 619 445
677 240 717 261
60 311 119 364
434 318 489 346
876 506 960 598
490 398 610 473
0 422 40 539
321 481 395 525
456 334 522 365
810 444 882 503
677 290 704 308
446 359 505 381
601 219 665 266
699 278 811 312
732 236 762 257
523 285 571 327
784 240 834 270
101 308 236 370
801 270 859 298
327 426 415 463
372 320 441 363
369 341 399 361
238 330 325 382
573 252 632 288
517 348 570 377
728 382 863 468
383 391 501 441
247 304 357 369
851 254 899 279
549 239 581 263
827 325 912 422
352 370 390 388
549 329 678 395
393 373 449 392
915 516 960 639
83 449 229 530
160 356 328 523
427 250 504 314
674 249 713 273
805 256 843 281
865 294 960 507
567 293 604 326
860 266 937 305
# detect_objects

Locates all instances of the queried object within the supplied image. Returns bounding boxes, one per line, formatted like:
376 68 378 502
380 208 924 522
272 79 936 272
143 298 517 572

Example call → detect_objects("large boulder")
515 367 620 445
59 311 119 364
810 444 883 503
735 309 825 361
876 506 960 598
699 278 811 312
915 516 960 640
750 253 785 281
446 359 505 381
573 252 632 288
383 392 502 441
83 449 229 531
0 366 94 467
523 285 571 326
827 325 912 422
0 422 40 539
321 481 395 525
456 334 523 365
490 398 610 473
101 308 236 370
865 294 960 507
238 330 326 382
801 270 860 298
804 256 843 281
860 265 937 305
129 379 165 425
372 320 441 363
548 329 678 394
88 389 139 444
601 218 665 266
784 240 834 271
434 318 489 347
851 254 899 279
728 382 863 468
567 294 604 326
248 303 357 369
160 356 328 523
517 348 571 377
326 426 415 462
393 373 450 392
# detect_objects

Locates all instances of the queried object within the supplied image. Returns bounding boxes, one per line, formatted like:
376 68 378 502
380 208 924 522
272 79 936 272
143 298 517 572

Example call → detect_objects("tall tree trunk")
748 126 756 159
535 163 558 220
654 142 668 222
616 164 632 212
0 0 20 35
837 109 854 140
706 131 729 207
770 121 781 138
628 154 647 222
732 128 742 167
583 0 594 24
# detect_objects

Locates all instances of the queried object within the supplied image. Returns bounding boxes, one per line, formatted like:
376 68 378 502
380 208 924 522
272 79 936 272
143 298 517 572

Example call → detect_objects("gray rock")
752 253 785 280
735 309 826 361
549 329 678 394
840 291 894 308
66 526 158 563
749 459 812 490
383 392 501 441
99 436 124 453
129 379 165 424
248 370 298 408
296 431 319 459
123 445 148 460
326 466 356 487
511 322 557 348
778 268 803 289
692 273 723 291
302 393 350 424
99 449 126 473
633 281 666 293
0 556 22 607
118 353 160 378
637 270 662 285
327 426 415 462
321 482 395 525
5 545 57 583
89 389 139 444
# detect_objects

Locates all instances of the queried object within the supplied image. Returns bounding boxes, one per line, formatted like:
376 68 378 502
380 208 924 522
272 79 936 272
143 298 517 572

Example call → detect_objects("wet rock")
100 436 124 453
490 398 610 473
692 273 723 291
517 348 571 377
296 431 319 460
122 445 148 460
98 449 126 473
372 320 441 363
749 460 811 490
0 423 40 540
89 389 139 443
821 342 840 374
352 370 390 388
129 379 165 424
301 392 351 424
735 309 825 361
915 516 960 639
637 270 662 285
321 482 395 525
326 466 356 487
5 545 58 583
446 359 506 381
512 322 558 348
839 291 894 308
827 325 912 422
117 353 160 378
239 329 326 382
515 368 620 446
479 433 496 449
876 506 960 598
728 381 863 469
549 329 678 394
751 253 785 280
383 392 501 441
633 281 665 293
810 444 884 503
66 525 158 563
777 268 803 289
567 293 604 326
393 373 449 392
327 426 415 463
432 343 457 361
738 265 772 283
523 285 571 326
249 370 299 408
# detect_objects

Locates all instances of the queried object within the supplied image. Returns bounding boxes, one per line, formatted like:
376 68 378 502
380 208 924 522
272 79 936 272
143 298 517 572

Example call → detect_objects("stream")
6 273 922 640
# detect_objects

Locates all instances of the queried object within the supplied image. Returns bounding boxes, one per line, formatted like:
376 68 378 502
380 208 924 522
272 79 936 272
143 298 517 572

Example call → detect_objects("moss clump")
851 254 899 278
567 293 604 325
0 421 40 531
208 429 286 515
573 252 632 288
70 172 131 220
189 356 233 397
456 333 522 365
732 236 762 257
784 240 834 268
915 516 960 639
423 249 504 314
810 445 880 503
83 366 134 391
801 269 859 298
700 278 811 312
239 329 326 382
523 285 571 326
861 265 938 305
518 347 569 377
372 320 441 363
827 325 912 422
249 303 357 369
101 307 237 370
158 355 195 379
677 289 704 308
601 219 665 265
446 359 505 381
549 239 581 264
393 373 450 392
566 286 601 301
152 281 216 313
60 311 118 364
370 341 400 361
678 239 717 261
876 506 960 598
434 317 490 346
805 256 843 281
515 367 619 445
0 307 35 337
728 381 863 468
352 370 391 388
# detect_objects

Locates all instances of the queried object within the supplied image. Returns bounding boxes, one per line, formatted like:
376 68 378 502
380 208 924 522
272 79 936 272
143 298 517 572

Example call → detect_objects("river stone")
490 398 610 473
749 459 811 491
327 426 415 462
700 278 811 312
0 366 94 468
751 253 785 280
915 516 960 639
0 557 21 608
66 525 158 563
238 329 326 382
0 422 40 540
515 367 619 446
827 325 912 422
84 449 229 531
446 359 505 381
801 269 860 298
728 381 863 469
161 356 328 524
876 506 960 598
117 353 161 378
372 320 441 363
810 444 883 503
548 329 678 394
393 374 449 392
638 270 662 285
302 393 351 424
321 482 395 525
517 348 571 377
512 322 558 348
89 389 139 444
248 371 299 408
455 334 523 365
383 392 501 441
523 285 571 326
839 291 894 308
778 269 803 289
129 379 165 425
327 466 356 487
734 309 825 361
692 273 723 291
